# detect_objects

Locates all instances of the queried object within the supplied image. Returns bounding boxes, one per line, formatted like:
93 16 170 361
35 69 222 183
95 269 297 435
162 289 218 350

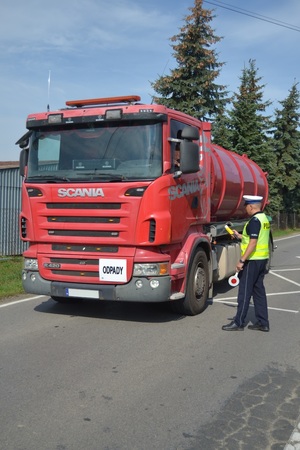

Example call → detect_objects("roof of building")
0 161 19 169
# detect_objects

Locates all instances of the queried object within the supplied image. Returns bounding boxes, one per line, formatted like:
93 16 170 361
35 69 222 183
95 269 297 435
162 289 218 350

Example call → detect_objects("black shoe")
222 321 244 331
248 322 270 332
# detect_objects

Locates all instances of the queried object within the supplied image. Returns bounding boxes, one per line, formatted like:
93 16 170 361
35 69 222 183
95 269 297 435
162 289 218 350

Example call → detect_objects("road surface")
0 234 300 450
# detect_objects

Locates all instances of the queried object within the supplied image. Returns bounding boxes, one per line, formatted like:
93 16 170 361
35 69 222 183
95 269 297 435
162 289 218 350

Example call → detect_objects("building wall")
0 167 26 256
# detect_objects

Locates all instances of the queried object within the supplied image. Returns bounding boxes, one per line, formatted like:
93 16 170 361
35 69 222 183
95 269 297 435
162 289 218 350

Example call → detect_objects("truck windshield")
26 122 162 182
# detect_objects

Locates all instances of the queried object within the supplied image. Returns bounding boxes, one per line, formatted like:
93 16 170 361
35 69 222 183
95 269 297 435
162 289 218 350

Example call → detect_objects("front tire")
172 248 209 316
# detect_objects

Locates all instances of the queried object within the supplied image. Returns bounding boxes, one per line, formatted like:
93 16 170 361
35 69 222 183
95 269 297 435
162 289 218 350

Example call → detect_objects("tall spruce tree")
151 0 228 120
211 111 233 150
271 82 300 213
229 59 273 174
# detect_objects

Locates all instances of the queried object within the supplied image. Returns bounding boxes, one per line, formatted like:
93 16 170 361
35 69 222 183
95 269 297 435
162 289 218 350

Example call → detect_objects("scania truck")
17 95 269 315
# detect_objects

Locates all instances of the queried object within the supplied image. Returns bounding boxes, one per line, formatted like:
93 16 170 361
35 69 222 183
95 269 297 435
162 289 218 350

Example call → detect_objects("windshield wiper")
77 173 127 181
27 175 71 182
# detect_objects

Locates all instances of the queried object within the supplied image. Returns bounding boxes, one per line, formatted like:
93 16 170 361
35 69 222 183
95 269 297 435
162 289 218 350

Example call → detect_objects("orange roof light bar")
66 95 141 108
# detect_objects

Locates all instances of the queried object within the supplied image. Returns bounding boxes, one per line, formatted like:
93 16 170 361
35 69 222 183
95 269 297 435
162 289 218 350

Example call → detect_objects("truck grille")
48 230 119 237
52 244 118 253
47 202 121 210
48 216 120 223
35 197 137 283
41 202 125 242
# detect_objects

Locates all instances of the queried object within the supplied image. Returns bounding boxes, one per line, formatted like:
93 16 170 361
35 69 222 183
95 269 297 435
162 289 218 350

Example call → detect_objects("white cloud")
1 0 300 160
1 0 175 55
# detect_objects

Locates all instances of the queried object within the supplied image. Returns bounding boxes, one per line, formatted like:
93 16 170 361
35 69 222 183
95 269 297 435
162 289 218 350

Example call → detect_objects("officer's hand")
236 261 244 272
233 230 242 240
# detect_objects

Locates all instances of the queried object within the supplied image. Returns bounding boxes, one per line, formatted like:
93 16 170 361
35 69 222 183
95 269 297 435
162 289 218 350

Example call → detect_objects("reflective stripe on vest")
241 213 270 260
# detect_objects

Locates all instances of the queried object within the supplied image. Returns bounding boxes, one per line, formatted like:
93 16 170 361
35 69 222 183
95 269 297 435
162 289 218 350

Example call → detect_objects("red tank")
209 144 268 220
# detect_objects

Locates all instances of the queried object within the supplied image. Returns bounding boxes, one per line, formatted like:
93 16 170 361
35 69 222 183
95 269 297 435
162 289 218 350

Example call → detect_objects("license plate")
66 288 99 299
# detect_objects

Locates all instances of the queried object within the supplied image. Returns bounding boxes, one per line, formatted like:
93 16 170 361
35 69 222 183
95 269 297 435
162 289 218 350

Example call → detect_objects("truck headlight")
133 263 168 276
24 258 39 271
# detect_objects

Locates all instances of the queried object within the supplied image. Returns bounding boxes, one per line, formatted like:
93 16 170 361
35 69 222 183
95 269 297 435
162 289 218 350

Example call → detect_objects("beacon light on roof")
48 113 62 124
65 95 141 108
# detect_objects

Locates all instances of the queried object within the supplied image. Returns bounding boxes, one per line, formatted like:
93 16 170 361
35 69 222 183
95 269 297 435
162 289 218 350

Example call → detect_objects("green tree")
271 82 300 213
229 59 273 174
211 110 233 150
151 0 228 120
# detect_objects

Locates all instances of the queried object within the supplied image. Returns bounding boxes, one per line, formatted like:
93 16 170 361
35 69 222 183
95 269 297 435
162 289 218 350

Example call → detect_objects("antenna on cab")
47 70 51 112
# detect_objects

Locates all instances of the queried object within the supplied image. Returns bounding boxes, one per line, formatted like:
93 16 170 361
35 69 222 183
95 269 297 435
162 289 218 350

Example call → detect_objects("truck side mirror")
180 141 199 173
179 126 199 174
19 148 28 177
181 126 199 141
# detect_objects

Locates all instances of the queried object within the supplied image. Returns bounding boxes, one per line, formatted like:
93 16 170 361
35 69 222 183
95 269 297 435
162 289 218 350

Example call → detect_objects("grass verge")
272 228 300 238
0 257 24 299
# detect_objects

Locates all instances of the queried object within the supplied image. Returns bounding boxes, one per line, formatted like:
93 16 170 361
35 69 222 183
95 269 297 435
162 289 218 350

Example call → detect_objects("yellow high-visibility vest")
241 213 270 260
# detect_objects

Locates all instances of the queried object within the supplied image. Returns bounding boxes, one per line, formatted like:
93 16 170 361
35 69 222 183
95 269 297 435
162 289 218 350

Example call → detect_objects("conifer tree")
271 82 300 213
229 59 273 174
211 111 233 150
151 0 228 120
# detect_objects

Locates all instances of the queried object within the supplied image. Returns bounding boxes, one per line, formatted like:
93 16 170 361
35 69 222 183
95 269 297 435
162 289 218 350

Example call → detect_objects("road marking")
274 234 300 242
269 270 300 287
213 299 299 313
284 413 300 449
272 268 300 272
0 295 45 309
215 291 300 299
266 290 300 297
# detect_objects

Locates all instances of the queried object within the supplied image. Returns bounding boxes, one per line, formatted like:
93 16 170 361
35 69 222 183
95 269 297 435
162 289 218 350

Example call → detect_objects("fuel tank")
209 144 269 220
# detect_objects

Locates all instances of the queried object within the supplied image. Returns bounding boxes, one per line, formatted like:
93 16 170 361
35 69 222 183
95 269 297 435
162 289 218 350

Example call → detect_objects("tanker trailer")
201 134 271 287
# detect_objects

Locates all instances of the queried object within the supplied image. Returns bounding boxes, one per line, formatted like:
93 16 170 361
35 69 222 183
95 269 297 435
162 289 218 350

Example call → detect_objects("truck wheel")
172 248 209 316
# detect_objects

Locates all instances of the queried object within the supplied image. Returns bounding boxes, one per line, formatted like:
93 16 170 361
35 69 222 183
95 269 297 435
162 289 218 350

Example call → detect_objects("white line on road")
266 290 300 297
284 412 300 449
269 270 300 287
272 268 300 272
0 295 45 309
213 299 299 313
215 290 300 300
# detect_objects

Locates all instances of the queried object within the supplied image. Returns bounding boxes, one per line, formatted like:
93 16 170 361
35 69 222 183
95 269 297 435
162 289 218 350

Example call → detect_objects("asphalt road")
0 234 300 450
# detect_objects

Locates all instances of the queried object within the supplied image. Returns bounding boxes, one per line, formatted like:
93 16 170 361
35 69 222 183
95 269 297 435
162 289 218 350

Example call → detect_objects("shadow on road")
213 279 238 296
34 297 189 324
33 280 237 324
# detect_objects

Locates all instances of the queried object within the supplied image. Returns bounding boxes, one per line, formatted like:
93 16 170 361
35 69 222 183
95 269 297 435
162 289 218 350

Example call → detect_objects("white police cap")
243 195 263 205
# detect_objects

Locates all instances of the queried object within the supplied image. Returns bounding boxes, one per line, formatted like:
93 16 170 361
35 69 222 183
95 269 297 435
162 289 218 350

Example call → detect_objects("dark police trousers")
235 259 269 328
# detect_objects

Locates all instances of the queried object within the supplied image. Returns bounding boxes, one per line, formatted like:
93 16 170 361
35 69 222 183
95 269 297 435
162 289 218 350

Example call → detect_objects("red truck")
17 95 270 315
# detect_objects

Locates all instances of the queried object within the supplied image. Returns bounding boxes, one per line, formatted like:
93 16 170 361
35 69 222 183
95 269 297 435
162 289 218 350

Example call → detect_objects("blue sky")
1 0 299 161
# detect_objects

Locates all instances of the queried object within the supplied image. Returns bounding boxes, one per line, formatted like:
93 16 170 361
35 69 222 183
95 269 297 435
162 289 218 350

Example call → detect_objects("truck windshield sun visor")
26 112 168 129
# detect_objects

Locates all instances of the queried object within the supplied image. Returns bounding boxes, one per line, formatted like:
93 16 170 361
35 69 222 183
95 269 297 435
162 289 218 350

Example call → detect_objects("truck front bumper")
22 270 171 303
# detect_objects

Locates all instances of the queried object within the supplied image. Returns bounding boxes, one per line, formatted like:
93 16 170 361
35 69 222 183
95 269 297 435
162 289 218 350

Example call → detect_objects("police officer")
222 195 271 332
